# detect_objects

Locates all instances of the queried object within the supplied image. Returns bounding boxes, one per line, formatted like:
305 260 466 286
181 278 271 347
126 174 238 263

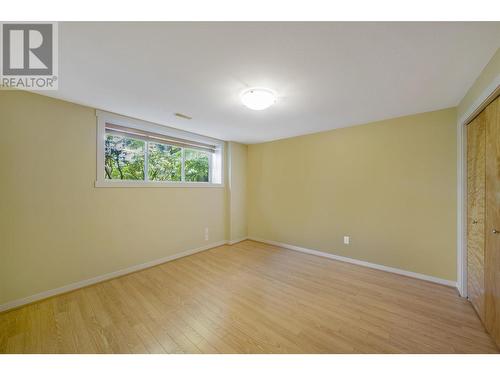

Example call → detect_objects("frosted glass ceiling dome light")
240 88 276 110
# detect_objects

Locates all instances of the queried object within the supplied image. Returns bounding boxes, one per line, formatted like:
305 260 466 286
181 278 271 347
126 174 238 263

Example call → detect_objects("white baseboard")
0 240 227 313
227 237 249 245
0 236 457 312
248 237 457 288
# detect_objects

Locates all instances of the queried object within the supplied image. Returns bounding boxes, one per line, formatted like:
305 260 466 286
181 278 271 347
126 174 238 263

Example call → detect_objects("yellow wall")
247 108 458 281
1 82 476 304
228 142 248 242
0 91 227 305
458 48 500 120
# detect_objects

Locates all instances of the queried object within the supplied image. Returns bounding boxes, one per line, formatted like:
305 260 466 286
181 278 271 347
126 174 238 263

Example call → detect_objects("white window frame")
95 110 224 188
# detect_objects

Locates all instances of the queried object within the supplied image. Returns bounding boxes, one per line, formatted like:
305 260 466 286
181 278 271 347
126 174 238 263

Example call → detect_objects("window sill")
95 180 224 188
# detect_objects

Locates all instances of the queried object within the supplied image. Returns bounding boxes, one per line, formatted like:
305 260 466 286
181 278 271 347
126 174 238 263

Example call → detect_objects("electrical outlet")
204 227 209 241
343 236 350 245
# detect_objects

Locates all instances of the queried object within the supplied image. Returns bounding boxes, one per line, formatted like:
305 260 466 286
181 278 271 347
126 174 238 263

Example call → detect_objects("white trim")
458 75 500 127
456 75 500 297
457 117 468 297
94 180 224 188
96 110 225 187
143 139 149 182
228 237 248 245
249 237 457 288
1 236 456 312
181 148 186 182
227 142 233 240
0 240 227 313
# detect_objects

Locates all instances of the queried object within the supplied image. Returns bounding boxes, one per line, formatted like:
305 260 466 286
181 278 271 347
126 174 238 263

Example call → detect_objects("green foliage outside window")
105 135 145 180
104 133 210 183
148 142 182 181
185 149 209 182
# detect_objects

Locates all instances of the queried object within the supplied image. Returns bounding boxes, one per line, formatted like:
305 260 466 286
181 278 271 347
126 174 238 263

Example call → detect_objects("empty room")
1 3 500 370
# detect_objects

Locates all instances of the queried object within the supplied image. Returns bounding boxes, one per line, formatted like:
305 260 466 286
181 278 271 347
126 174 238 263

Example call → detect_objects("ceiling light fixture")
240 87 276 111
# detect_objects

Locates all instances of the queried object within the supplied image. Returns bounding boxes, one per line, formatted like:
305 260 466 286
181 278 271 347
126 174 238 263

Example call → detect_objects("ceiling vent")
175 112 192 120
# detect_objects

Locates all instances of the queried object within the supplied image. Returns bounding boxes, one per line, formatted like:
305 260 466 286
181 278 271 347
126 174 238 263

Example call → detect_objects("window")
184 149 209 182
105 134 145 180
96 111 223 187
148 142 182 181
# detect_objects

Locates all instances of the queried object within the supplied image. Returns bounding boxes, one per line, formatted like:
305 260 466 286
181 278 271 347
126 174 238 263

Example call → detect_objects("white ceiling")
45 22 500 143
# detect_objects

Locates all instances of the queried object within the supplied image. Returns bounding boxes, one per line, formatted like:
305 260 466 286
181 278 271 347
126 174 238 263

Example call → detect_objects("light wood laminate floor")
1 240 498 353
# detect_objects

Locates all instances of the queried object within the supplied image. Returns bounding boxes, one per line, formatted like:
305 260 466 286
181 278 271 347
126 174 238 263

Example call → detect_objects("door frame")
457 75 500 298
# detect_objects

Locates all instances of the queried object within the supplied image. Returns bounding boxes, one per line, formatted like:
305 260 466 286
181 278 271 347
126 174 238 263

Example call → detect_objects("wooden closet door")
485 95 500 347
467 112 486 321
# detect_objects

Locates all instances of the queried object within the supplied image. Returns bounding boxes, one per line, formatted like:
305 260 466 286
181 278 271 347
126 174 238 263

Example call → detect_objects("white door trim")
456 74 500 297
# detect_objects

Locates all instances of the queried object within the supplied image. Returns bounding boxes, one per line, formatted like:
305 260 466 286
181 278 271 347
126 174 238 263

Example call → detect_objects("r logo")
2 23 53 76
